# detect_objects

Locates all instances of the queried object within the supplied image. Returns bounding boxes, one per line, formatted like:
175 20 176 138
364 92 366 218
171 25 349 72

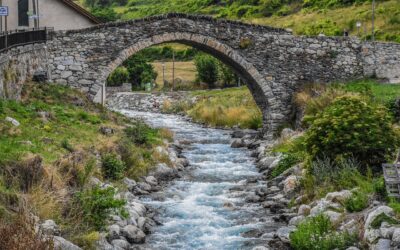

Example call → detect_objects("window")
18 0 29 27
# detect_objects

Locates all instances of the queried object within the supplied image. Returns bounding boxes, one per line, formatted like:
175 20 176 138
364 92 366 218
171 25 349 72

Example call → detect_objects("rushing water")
119 110 271 250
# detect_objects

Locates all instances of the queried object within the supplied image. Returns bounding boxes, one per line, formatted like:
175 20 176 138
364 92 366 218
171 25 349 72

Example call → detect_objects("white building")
0 0 100 31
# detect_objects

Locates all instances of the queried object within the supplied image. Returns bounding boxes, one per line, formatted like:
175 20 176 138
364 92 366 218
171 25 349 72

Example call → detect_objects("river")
118 110 273 250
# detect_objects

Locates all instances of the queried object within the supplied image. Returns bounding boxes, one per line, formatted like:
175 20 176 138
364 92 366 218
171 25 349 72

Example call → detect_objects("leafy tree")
91 7 119 22
107 66 129 86
194 54 219 88
218 62 237 87
123 54 157 90
304 96 400 172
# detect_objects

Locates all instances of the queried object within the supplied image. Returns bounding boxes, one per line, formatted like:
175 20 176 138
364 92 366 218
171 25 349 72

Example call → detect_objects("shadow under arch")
100 32 275 134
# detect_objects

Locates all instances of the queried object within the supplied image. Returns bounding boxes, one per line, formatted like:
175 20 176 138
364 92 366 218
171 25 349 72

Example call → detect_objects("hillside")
80 0 400 43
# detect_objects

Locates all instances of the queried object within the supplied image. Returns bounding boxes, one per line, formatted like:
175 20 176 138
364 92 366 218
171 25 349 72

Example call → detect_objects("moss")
370 213 399 229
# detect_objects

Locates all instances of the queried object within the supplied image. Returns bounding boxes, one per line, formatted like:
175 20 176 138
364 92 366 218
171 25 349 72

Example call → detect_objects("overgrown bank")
249 78 400 249
0 82 175 248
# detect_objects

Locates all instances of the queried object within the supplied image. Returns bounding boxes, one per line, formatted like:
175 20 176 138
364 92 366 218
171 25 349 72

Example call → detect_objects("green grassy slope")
80 0 400 43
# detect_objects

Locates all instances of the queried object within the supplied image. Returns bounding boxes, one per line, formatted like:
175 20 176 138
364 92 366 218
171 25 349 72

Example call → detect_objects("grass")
186 87 262 129
0 82 173 248
152 61 197 88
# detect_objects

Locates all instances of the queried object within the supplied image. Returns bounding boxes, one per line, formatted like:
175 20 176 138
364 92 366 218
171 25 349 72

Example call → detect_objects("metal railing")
0 27 54 52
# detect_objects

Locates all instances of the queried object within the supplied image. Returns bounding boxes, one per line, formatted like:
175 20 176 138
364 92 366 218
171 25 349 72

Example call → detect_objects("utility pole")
36 0 40 27
372 0 376 42
32 0 37 28
172 50 175 91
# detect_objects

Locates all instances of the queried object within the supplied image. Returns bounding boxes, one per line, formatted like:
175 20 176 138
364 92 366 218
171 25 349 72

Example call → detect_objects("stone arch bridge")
47 13 400 136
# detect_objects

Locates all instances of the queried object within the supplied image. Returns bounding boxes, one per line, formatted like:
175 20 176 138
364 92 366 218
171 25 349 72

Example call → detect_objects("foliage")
0 213 54 250
290 214 357 250
304 96 399 172
91 7 119 22
123 54 158 90
343 190 369 212
218 62 238 87
107 66 129 87
101 153 126 180
270 153 301 178
124 120 160 145
370 212 399 229
194 54 219 88
74 186 127 230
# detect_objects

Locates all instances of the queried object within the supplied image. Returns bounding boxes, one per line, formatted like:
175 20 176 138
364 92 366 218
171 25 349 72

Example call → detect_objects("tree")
218 62 237 87
106 66 129 86
123 54 157 90
194 54 219 88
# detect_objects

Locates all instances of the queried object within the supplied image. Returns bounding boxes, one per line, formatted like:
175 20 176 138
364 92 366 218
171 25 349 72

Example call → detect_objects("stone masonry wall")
0 44 50 100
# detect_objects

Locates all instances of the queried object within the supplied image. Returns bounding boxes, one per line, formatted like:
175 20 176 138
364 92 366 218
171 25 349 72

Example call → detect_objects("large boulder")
325 190 352 203
372 239 392 250
107 224 121 241
231 139 246 148
40 220 60 236
54 236 82 250
151 163 179 182
364 206 395 230
122 225 146 244
298 204 311 216
276 226 296 243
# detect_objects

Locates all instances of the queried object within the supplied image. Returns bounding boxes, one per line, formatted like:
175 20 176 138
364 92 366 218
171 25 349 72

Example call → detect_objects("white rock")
364 206 395 230
145 176 158 186
298 204 311 216
122 225 146 244
283 175 298 193
392 227 400 244
276 226 296 243
325 190 352 203
111 239 130 250
5 117 20 126
54 236 82 250
40 219 60 236
323 210 343 225
380 222 395 239
130 202 146 217
310 199 341 216
372 239 392 250
288 215 305 226
107 224 121 241
252 247 270 250
340 219 359 235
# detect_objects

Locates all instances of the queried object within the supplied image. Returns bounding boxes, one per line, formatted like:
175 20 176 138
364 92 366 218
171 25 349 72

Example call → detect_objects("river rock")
245 193 261 203
257 157 278 171
231 138 245 148
392 227 400 244
252 246 270 250
276 226 296 243
298 204 311 216
145 176 158 186
111 239 131 250
96 234 114 250
122 225 146 244
283 175 298 193
123 178 137 191
372 239 392 250
54 236 82 250
137 182 152 192
40 219 60 236
340 219 359 235
325 190 352 203
323 210 343 225
288 215 305 226
151 163 179 181
107 224 121 241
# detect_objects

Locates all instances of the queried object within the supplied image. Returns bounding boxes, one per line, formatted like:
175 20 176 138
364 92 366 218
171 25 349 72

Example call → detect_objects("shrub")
343 191 369 212
370 212 399 229
101 153 126 180
373 176 387 200
0 213 54 249
74 186 127 230
270 153 301 178
124 120 159 145
107 66 129 87
290 214 357 250
61 139 75 153
194 54 219 88
304 96 399 173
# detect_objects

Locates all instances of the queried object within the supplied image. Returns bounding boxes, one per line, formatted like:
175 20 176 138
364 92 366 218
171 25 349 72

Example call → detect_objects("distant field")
151 61 197 89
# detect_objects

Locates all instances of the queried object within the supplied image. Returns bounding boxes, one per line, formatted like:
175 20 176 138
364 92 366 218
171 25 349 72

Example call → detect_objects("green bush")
107 67 129 87
123 54 157 90
194 54 219 88
74 186 127 230
290 214 357 250
304 96 399 172
101 153 126 180
270 153 301 178
343 191 369 212
124 120 159 145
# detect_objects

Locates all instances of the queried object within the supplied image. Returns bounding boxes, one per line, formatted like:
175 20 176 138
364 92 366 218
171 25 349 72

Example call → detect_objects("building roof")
59 0 102 24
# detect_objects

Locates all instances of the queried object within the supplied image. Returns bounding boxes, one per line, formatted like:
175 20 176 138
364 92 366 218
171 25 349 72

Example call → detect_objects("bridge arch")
100 32 275 130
